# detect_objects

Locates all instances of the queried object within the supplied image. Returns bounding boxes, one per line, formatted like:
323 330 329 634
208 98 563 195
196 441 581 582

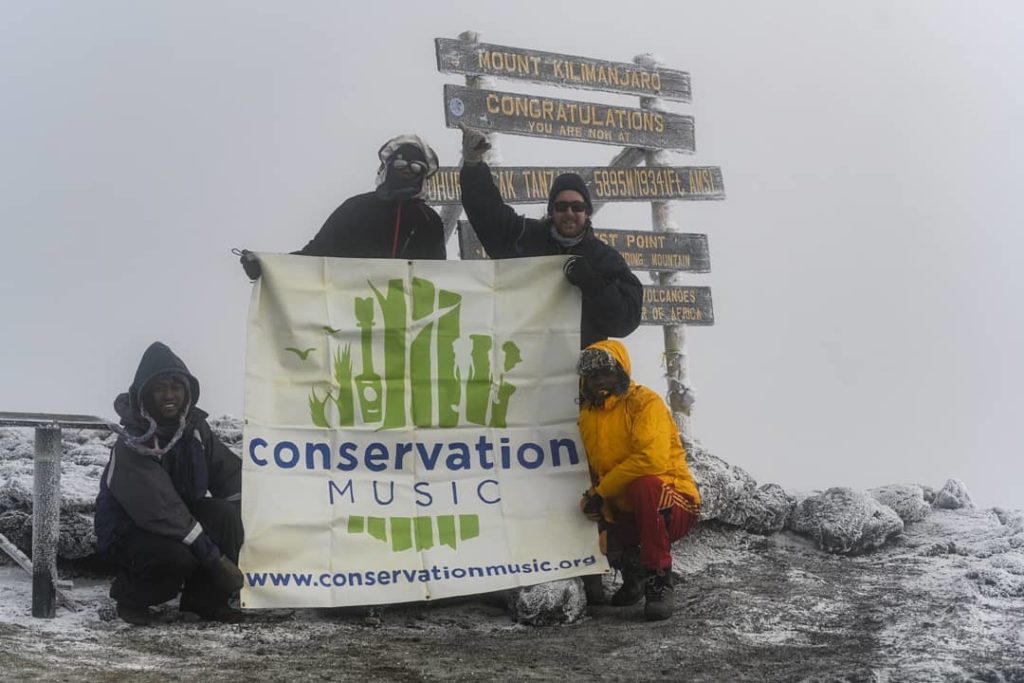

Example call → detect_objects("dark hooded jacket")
460 162 643 348
94 342 242 554
296 192 446 260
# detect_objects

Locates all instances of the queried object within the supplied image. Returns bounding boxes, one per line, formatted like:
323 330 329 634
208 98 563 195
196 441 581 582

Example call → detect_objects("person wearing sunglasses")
458 126 642 348
239 134 446 279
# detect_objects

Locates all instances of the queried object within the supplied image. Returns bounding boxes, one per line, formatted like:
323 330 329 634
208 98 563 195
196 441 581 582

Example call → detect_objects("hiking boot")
179 595 247 624
643 572 674 621
116 602 159 626
611 549 648 607
582 574 607 606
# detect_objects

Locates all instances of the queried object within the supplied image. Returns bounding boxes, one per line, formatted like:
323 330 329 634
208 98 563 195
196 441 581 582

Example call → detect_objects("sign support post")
439 31 504 243
32 424 61 618
636 53 694 445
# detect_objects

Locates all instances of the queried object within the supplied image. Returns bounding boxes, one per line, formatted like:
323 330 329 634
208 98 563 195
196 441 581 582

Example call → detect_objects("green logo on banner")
347 514 480 552
303 277 522 429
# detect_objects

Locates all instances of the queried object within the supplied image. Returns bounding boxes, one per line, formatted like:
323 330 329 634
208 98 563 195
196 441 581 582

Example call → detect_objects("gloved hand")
191 533 221 567
208 555 245 594
580 489 604 522
460 123 492 165
563 256 604 294
238 249 262 280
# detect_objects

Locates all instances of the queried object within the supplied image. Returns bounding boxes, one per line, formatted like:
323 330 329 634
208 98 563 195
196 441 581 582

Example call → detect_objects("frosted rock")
507 579 586 626
57 512 97 559
687 445 794 534
966 567 1024 599
0 510 30 553
716 482 796 534
933 479 974 510
993 508 1024 532
687 445 756 520
0 479 32 511
789 487 904 555
208 415 244 452
870 484 931 524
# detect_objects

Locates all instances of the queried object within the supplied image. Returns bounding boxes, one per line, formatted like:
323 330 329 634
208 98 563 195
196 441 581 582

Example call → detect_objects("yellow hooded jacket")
577 340 701 518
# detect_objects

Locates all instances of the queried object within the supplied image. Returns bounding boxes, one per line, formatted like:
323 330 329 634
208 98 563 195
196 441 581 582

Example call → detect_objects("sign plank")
642 286 714 326
444 85 695 151
425 166 724 205
436 38 691 102
457 221 710 273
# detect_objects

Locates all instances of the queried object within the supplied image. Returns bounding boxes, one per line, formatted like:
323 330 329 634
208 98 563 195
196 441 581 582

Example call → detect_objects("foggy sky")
2 1 1021 507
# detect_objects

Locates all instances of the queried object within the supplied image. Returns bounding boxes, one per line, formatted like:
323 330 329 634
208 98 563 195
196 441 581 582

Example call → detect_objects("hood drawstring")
108 402 189 458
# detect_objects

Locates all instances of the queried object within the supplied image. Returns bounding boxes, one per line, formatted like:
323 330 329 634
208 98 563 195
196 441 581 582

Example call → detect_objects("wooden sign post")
436 34 725 443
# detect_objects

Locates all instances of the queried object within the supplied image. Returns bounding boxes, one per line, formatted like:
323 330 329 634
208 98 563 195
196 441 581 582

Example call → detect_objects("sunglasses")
552 200 588 213
392 159 427 175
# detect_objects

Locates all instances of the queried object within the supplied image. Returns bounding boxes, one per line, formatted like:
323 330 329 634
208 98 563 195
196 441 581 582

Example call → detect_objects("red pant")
606 475 698 572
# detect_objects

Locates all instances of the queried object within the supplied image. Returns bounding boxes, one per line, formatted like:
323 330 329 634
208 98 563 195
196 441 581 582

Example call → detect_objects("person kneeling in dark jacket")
95 342 245 625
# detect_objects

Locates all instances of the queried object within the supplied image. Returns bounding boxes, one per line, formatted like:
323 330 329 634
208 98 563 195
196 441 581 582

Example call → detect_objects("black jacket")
297 191 446 260
460 162 643 347
94 343 241 553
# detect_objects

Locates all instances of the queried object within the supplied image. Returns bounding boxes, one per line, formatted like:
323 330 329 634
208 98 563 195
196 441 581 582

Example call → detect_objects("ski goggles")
392 158 428 176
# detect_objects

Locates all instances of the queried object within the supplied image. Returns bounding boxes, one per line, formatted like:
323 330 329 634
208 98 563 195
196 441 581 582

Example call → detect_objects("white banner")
239 254 607 608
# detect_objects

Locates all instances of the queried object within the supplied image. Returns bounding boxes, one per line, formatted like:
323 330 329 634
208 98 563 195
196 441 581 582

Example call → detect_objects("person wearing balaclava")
457 125 642 348
576 340 700 621
95 342 245 625
238 134 445 278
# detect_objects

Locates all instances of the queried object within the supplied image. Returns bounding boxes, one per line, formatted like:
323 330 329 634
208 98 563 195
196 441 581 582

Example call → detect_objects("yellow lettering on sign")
626 234 668 250
424 170 461 203
644 288 698 304
650 253 691 269
478 50 541 77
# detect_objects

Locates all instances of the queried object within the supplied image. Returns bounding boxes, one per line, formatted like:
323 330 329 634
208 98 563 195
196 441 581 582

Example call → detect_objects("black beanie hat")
547 173 593 215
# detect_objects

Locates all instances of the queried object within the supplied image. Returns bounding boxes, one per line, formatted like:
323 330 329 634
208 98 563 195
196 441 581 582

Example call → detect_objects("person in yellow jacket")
577 339 701 621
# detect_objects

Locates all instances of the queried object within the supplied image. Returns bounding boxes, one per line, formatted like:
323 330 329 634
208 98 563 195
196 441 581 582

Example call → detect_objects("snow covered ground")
1 421 1022 681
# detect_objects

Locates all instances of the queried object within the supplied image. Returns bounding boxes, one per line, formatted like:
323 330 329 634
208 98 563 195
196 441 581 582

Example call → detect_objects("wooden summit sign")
425 166 724 205
436 38 691 102
457 221 710 274
642 286 714 326
444 84 695 151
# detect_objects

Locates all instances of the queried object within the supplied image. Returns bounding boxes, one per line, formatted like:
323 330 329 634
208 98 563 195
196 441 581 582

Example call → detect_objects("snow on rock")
933 478 975 510
56 512 97 559
0 510 30 551
718 482 796 535
0 425 116 561
788 487 904 555
870 483 931 524
507 579 586 625
687 444 794 534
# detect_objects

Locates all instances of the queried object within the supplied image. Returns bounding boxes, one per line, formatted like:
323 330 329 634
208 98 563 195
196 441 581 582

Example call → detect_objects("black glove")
238 249 262 280
191 533 221 567
208 555 245 594
563 256 604 294
580 490 604 522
